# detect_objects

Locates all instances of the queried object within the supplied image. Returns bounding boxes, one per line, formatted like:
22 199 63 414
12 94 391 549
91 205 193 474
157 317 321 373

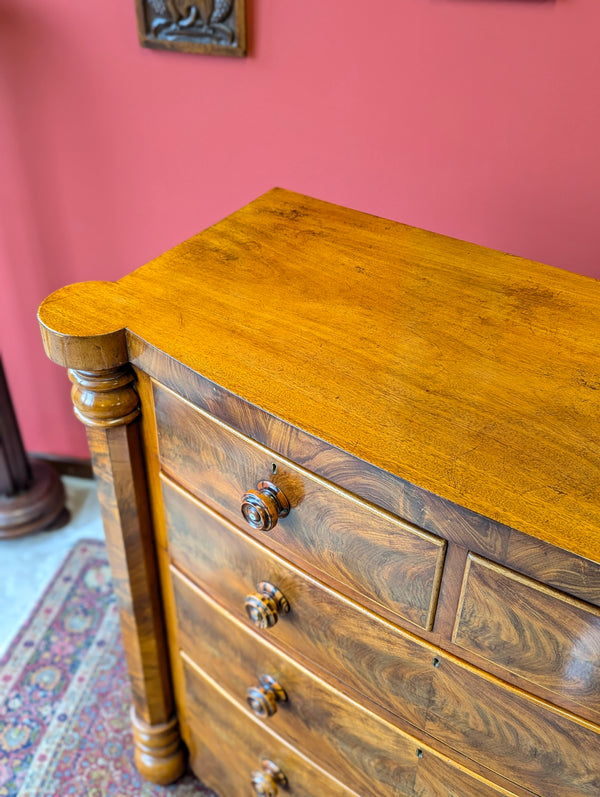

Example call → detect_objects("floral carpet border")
0 539 214 796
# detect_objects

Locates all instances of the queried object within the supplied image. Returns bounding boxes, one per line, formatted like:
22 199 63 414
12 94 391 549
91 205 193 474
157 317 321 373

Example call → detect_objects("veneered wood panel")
163 475 433 731
87 422 173 727
173 567 418 796
132 349 600 614
164 477 600 797
132 368 204 765
453 554 600 713
413 757 523 797
425 659 600 797
183 655 359 797
155 383 446 630
172 566 522 797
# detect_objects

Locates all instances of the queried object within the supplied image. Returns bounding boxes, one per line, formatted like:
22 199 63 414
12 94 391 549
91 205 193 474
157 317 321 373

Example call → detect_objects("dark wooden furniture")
38 190 600 796
0 356 66 537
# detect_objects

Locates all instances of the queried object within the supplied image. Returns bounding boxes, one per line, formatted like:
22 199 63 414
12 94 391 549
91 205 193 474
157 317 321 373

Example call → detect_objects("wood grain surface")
163 475 433 732
38 188 600 562
133 348 600 611
453 554 600 712
182 655 359 797
155 383 446 630
163 476 600 796
37 189 600 795
172 566 521 797
68 366 186 784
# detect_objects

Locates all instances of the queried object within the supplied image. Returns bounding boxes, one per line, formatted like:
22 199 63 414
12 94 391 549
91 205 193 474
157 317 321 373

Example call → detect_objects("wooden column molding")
130 709 187 786
69 368 141 428
69 365 186 785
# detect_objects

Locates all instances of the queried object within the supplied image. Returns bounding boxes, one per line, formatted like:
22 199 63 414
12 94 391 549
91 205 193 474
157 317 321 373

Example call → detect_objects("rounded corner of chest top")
38 281 131 371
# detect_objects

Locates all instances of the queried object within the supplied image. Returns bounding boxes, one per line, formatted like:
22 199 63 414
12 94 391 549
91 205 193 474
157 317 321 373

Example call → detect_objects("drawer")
163 476 600 797
182 653 358 797
154 382 446 630
164 474 433 730
172 566 521 797
452 553 600 713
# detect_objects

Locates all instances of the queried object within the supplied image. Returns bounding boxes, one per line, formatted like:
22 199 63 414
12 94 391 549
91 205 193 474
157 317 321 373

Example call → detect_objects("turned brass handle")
246 675 287 718
244 582 290 629
251 759 288 797
241 480 290 531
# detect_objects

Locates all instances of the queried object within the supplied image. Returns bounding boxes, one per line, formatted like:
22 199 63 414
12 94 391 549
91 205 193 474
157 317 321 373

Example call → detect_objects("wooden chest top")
38 188 600 561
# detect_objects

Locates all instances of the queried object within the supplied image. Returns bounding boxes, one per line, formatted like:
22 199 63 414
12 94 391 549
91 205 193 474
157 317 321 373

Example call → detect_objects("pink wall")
1 0 599 459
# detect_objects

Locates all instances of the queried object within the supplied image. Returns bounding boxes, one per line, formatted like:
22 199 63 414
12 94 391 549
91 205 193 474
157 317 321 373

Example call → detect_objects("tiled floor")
0 476 104 657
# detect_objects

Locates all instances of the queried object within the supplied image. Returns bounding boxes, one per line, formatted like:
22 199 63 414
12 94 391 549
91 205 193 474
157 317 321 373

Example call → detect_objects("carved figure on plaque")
138 0 246 55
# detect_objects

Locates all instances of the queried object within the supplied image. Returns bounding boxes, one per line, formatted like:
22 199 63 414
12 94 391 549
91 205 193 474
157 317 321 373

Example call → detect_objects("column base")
0 459 67 539
131 708 187 785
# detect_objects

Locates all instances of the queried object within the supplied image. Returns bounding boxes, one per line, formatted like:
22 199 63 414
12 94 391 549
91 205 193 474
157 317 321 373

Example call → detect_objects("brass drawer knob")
251 759 288 797
244 581 290 629
246 675 287 718
241 480 290 531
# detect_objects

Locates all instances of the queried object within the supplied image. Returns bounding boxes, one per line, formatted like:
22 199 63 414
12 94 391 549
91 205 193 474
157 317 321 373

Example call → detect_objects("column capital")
69 366 140 428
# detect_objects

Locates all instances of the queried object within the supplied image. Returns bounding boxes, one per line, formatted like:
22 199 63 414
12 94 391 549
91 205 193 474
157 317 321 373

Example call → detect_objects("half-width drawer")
163 476 600 797
452 553 600 714
154 382 445 631
172 566 520 797
182 654 358 797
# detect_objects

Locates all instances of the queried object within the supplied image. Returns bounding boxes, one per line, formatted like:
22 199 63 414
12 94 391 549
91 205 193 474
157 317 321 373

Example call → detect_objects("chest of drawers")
39 189 600 796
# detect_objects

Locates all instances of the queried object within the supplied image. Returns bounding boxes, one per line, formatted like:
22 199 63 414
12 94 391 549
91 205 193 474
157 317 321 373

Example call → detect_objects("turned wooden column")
69 365 186 785
0 356 66 538
38 281 187 785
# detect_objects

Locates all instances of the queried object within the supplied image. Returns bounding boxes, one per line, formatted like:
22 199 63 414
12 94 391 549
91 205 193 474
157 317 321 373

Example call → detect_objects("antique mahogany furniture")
39 190 600 796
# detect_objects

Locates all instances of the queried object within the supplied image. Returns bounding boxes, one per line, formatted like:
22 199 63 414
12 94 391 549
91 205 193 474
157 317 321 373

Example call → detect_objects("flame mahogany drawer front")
154 382 446 632
39 190 600 796
453 554 600 713
164 477 600 797
163 475 437 734
172 564 517 797
182 654 358 797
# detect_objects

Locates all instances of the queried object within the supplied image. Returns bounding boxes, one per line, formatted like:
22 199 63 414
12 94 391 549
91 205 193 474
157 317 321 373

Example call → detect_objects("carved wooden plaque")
135 0 247 57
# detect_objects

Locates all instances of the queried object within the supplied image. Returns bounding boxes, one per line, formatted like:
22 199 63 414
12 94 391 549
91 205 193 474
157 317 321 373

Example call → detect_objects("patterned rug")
0 540 216 796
